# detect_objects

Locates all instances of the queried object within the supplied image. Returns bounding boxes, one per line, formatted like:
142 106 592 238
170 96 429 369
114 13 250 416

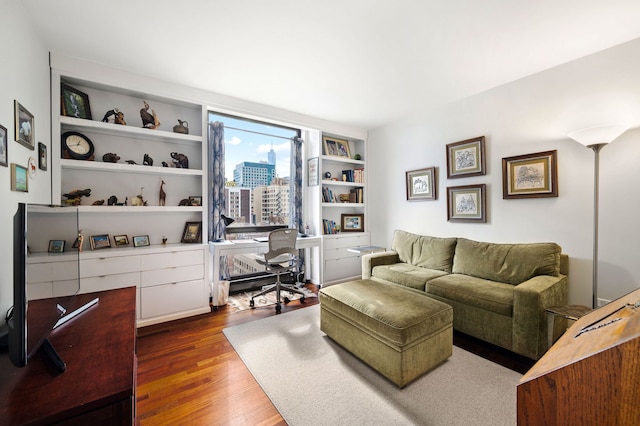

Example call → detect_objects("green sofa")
362 230 568 360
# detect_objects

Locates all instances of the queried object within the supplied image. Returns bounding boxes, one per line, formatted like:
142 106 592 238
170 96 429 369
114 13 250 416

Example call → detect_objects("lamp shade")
567 124 629 147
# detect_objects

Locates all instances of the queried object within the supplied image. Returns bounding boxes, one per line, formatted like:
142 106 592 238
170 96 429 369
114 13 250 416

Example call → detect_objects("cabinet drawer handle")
99 275 106 278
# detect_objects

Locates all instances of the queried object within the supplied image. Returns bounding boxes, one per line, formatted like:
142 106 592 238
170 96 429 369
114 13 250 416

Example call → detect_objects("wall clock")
62 131 95 160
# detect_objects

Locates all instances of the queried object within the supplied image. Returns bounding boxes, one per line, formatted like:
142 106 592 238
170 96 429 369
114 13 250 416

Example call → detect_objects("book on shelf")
322 219 339 234
340 168 365 183
349 187 363 203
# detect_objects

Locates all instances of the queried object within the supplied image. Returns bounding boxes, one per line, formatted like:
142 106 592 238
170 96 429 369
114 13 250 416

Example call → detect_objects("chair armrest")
362 250 399 279
512 274 568 359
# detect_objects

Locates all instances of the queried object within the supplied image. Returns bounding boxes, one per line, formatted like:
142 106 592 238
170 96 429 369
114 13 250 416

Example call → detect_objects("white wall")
367 38 640 306
0 0 51 317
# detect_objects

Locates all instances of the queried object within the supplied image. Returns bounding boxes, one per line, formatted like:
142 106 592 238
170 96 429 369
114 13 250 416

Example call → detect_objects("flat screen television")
7 203 82 372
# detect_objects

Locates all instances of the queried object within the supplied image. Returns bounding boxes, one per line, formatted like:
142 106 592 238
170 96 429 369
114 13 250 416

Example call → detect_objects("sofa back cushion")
392 230 457 273
452 238 561 285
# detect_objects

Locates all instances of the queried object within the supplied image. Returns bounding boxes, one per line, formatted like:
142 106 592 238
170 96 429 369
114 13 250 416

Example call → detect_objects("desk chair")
250 228 306 313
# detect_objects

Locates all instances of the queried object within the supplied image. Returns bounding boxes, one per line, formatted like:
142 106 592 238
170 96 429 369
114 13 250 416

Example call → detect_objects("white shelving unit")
48 56 210 327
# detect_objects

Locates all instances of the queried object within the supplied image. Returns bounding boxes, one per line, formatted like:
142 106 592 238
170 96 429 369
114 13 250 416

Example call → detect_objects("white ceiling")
23 0 640 130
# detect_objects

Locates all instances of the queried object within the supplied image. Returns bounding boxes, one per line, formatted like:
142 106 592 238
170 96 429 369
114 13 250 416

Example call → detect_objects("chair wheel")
300 296 305 304
283 296 291 304
249 299 255 308
275 304 282 314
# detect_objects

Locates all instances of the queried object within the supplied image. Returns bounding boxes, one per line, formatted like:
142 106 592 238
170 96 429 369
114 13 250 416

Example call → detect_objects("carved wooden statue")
159 180 166 206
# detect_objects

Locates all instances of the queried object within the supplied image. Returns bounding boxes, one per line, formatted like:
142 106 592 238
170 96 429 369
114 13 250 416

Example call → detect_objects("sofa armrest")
361 250 399 279
512 274 568 360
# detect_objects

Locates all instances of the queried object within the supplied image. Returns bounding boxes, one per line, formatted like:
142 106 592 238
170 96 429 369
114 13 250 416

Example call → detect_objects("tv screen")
8 203 80 368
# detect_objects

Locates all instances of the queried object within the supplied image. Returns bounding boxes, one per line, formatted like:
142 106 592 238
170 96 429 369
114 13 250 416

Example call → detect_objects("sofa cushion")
427 274 514 317
372 263 449 291
392 230 457 273
452 238 561 285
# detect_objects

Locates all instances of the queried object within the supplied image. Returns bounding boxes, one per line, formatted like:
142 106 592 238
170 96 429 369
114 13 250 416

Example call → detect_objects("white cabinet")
323 233 371 285
27 254 80 300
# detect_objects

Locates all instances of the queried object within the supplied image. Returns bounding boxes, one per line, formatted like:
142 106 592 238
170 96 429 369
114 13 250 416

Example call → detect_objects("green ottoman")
319 279 453 388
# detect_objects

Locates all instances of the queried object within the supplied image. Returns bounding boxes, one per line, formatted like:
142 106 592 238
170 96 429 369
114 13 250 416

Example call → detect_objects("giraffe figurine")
159 180 166 206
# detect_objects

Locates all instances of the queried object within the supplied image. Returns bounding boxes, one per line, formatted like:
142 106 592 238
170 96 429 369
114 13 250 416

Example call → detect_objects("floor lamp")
567 124 628 308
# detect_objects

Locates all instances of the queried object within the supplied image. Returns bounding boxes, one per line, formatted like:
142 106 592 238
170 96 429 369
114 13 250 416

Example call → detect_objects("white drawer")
140 249 203 270
324 233 370 250
81 255 140 278
324 246 362 261
140 279 206 318
53 279 80 297
140 264 204 287
28 282 53 300
324 257 362 282
79 272 140 293
28 260 79 284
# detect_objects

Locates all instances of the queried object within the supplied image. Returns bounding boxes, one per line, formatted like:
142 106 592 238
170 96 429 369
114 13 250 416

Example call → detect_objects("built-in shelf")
60 159 202 176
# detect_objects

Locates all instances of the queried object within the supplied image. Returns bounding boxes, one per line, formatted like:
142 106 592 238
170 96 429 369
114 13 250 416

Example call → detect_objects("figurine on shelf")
162 236 168 245
131 187 147 206
103 152 120 163
101 108 126 125
170 152 189 168
140 100 160 129
73 230 84 252
92 199 105 205
173 119 189 134
108 195 118 206
143 153 153 166
159 180 166 206
63 188 91 206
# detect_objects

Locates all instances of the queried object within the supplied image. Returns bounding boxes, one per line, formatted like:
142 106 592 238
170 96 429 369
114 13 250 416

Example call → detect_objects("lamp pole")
590 144 605 309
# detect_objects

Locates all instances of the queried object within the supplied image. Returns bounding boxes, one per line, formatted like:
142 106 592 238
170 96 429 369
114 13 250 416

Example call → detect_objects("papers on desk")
253 237 269 242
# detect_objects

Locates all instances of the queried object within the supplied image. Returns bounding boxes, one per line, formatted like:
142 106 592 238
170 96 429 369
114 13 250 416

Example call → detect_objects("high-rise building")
233 161 275 189
268 144 276 165
252 177 290 224
225 186 252 224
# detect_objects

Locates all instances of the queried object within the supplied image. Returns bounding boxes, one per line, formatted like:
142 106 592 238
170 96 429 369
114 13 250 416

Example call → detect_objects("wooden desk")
0 287 137 425
518 288 640 425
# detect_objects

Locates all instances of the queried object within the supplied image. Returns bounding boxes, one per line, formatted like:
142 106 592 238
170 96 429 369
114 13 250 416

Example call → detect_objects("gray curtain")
209 121 225 241
291 136 305 276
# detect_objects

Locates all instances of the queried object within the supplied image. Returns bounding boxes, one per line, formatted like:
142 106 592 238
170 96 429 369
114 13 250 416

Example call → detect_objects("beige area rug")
223 305 522 425
227 286 317 312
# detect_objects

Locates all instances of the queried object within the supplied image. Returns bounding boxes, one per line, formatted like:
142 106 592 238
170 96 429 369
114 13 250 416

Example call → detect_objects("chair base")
250 280 307 313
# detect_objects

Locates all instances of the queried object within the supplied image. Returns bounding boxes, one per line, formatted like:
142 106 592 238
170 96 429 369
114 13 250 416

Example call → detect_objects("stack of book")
322 219 339 234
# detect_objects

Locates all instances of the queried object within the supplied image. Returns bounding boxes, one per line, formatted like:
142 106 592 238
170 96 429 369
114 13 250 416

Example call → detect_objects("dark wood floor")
135 284 535 425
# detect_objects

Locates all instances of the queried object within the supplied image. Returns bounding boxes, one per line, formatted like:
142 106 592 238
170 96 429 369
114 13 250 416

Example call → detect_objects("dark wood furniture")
0 287 137 425
518 288 640 425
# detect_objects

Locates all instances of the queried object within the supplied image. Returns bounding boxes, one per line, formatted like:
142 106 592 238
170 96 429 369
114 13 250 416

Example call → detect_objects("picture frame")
38 142 47 171
133 235 150 247
323 136 351 158
10 163 28 192
188 196 202 206
308 157 319 186
341 213 364 232
89 234 111 250
48 240 66 253
181 221 202 243
502 150 558 199
14 100 35 150
406 167 437 201
61 83 92 120
446 136 486 178
0 124 7 167
113 235 130 247
447 184 486 223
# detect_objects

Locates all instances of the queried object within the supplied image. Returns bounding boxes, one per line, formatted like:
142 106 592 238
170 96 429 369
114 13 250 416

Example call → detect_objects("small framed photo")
341 213 364 232
10 163 28 192
38 142 47 171
188 196 202 206
61 83 92 120
133 235 150 247
113 235 130 247
89 234 111 250
323 136 351 158
308 157 319 186
0 124 8 167
181 221 202 243
446 136 486 178
406 167 436 201
447 184 486 223
48 240 66 253
502 150 558 199
14 100 35 150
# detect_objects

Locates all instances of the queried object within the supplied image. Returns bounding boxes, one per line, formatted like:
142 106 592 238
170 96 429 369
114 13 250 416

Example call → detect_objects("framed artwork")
38 142 47 170
181 221 202 243
90 234 111 250
406 167 436 201
188 196 202 206
323 136 351 158
61 83 92 120
447 184 486 223
0 124 7 167
308 157 319 186
502 150 558 199
113 235 130 247
10 163 28 192
133 235 151 247
341 213 364 232
14 100 35 150
446 136 486 178
48 240 66 253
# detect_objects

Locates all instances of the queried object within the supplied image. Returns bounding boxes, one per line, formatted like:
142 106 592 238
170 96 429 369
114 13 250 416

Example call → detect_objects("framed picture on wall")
61 83 92 120
38 142 47 170
0 124 7 167
308 157 319 186
502 150 558 199
341 213 364 232
89 234 111 250
447 184 486 222
446 136 486 178
181 221 202 243
14 100 35 150
406 167 436 201
10 163 28 192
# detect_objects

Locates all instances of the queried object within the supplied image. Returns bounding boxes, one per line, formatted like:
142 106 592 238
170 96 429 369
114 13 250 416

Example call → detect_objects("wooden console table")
0 287 137 425
518 288 640 425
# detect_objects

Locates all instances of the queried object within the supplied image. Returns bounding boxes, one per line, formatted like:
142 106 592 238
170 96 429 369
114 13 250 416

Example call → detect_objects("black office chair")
250 228 306 313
